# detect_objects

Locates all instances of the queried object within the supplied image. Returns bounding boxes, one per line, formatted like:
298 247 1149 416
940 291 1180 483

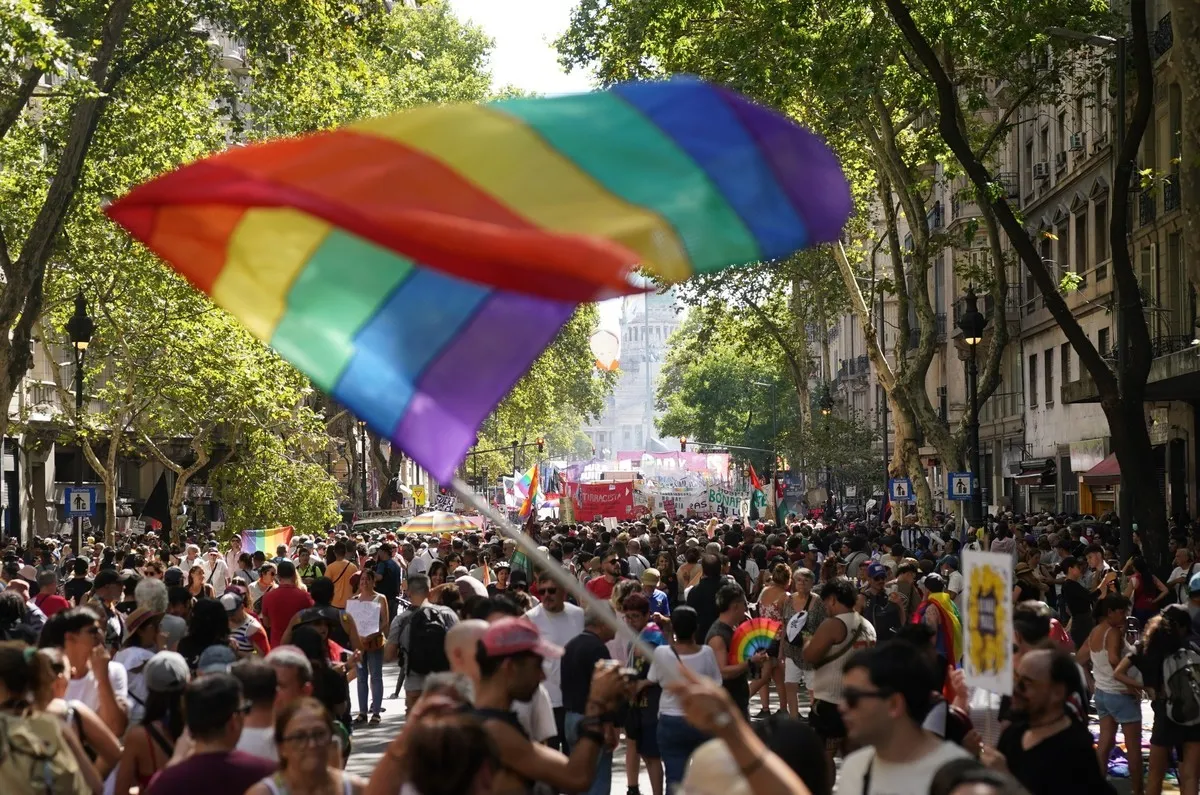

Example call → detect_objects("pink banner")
614 451 731 474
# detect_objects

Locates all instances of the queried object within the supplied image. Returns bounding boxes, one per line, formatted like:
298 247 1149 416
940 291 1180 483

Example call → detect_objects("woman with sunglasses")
246 697 366 795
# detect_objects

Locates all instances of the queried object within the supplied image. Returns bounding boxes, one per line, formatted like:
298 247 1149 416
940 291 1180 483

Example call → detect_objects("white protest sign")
962 550 1013 695
345 599 381 637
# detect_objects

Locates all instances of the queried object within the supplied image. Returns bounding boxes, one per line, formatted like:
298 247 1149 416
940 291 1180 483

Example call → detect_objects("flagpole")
450 477 663 669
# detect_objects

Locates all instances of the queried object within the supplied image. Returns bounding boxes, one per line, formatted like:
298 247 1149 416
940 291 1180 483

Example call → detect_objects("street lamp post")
819 390 834 517
66 292 94 552
511 439 519 473
958 287 987 529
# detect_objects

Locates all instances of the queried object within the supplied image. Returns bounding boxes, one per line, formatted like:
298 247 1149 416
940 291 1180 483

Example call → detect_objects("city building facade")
582 291 683 457
828 6 1188 519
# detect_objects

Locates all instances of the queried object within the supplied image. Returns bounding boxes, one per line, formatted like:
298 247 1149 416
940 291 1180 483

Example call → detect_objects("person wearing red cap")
470 617 626 793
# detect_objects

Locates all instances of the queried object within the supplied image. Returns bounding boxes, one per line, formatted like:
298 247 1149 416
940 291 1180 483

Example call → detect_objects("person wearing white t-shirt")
58 606 130 738
646 605 722 789
836 643 970 795
523 571 585 749
1167 547 1199 603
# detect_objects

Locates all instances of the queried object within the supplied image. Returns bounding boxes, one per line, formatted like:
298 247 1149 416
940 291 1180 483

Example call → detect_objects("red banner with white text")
574 481 636 521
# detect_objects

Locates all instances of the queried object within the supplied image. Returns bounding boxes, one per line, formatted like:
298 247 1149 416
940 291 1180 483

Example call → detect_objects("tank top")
810 612 876 704
230 615 263 654
1091 626 1133 694
262 772 353 794
1132 575 1156 610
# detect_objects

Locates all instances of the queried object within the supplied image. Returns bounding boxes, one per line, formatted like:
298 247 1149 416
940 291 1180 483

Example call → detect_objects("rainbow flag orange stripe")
240 525 295 555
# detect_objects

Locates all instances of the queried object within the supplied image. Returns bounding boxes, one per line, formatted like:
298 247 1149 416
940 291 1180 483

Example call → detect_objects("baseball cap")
867 563 888 580
480 617 563 659
197 644 237 674
163 567 185 587
1189 571 1200 595
143 651 190 692
219 593 243 613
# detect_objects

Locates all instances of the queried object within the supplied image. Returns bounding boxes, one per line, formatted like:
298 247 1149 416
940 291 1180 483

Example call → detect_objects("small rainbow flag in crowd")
518 463 541 519
239 525 295 555
105 77 852 484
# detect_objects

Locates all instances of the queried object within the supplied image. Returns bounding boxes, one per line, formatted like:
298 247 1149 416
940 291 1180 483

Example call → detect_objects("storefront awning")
1012 458 1056 487
1081 453 1121 486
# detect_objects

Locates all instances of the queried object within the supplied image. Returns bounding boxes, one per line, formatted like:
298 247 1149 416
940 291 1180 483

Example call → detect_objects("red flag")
748 464 764 493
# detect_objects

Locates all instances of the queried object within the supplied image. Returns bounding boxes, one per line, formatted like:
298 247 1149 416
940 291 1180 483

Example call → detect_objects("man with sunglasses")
836 642 969 794
144 673 276 794
526 570 586 751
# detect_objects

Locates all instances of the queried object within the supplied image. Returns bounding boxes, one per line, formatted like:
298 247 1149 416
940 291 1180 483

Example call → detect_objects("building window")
1029 353 1038 406
1056 225 1069 277
1074 210 1088 273
1061 342 1072 391
1040 126 1049 163
1095 199 1108 267
1044 348 1054 406
1024 139 1035 194
1098 327 1110 357
1057 110 1067 155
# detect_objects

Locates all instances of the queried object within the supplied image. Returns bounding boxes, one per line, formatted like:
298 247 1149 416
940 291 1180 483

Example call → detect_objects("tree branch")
882 0 1117 395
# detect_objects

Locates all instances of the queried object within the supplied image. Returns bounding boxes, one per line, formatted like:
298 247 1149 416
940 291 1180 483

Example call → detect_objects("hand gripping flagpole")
450 478 665 671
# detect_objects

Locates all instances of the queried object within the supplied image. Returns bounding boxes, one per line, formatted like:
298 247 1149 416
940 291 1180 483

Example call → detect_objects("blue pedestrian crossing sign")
947 472 974 501
65 487 97 517
888 478 914 502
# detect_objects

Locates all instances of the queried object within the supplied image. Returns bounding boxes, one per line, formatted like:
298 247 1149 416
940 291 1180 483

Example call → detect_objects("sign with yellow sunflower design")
962 550 1014 695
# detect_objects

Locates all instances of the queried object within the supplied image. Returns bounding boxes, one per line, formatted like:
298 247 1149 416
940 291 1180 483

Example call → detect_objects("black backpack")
406 606 452 675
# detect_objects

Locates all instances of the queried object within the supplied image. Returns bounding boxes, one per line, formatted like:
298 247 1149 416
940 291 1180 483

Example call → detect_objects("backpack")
1163 646 1200 726
405 606 453 675
0 711 87 794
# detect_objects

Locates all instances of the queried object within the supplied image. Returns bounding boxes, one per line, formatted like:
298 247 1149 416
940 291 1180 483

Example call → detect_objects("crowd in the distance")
0 507 1194 795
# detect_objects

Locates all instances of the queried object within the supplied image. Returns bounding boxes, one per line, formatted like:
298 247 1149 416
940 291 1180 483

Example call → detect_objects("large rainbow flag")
239 525 295 555
105 77 852 482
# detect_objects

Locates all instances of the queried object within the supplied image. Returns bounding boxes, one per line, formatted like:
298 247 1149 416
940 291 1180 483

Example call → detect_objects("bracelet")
739 755 765 776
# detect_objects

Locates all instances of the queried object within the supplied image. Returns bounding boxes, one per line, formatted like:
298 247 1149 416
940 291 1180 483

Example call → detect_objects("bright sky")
448 0 622 332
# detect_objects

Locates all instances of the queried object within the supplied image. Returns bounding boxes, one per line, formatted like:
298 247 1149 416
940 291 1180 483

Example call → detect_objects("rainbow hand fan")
730 617 782 664
105 77 851 483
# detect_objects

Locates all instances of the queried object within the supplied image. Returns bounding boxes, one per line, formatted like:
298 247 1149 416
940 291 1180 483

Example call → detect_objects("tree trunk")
82 439 119 546
1171 0 1200 289
891 397 933 524
0 0 136 448
1104 393 1169 569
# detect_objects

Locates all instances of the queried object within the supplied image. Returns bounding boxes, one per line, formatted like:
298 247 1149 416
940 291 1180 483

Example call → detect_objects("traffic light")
536 437 545 453
679 437 688 452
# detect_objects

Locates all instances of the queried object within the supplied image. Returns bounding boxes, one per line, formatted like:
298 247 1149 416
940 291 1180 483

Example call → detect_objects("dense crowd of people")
0 508 1195 794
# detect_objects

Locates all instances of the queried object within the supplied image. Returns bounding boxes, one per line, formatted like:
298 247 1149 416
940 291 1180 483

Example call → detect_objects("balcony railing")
1165 172 1181 213
1152 334 1194 358
1153 13 1173 59
995 172 1020 201
1139 190 1157 225
979 390 1023 424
